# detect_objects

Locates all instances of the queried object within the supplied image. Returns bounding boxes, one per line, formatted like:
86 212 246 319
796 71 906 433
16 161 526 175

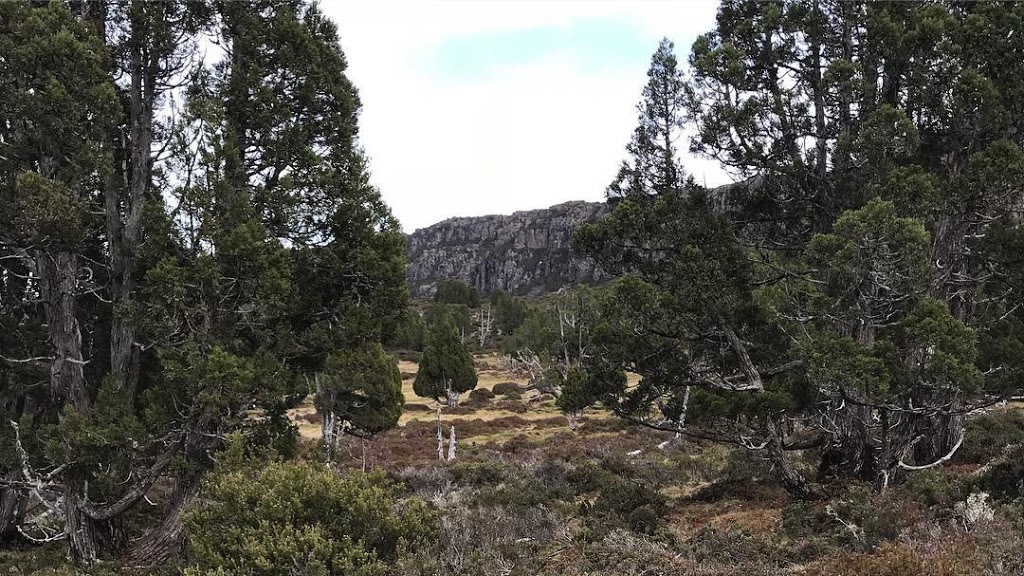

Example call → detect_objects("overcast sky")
321 0 727 232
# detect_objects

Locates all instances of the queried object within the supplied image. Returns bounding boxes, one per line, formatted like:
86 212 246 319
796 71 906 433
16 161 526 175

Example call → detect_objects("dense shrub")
976 444 1024 502
432 279 480 308
782 485 925 551
492 382 524 396
956 410 1024 464
448 459 510 486
467 388 495 404
494 398 527 413
184 454 437 576
902 469 968 506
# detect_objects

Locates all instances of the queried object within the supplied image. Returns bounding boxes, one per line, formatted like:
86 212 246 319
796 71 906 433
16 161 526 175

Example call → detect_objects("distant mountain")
405 181 757 298
405 201 608 298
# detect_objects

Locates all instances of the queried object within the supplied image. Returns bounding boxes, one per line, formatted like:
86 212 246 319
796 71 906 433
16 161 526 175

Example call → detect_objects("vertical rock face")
405 201 608 298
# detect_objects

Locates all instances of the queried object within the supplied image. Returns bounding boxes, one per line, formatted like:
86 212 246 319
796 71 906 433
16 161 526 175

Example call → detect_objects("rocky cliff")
406 201 609 298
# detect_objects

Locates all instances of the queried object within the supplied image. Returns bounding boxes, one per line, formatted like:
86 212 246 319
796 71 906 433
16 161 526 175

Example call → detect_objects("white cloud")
320 0 727 231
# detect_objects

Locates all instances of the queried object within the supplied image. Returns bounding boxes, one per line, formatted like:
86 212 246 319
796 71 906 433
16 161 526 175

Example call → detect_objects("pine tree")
576 0 1024 496
414 316 477 407
0 0 407 564
316 343 404 454
607 38 688 200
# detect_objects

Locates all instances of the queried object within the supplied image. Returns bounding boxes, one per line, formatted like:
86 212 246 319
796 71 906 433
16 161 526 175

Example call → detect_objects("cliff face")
406 201 608 298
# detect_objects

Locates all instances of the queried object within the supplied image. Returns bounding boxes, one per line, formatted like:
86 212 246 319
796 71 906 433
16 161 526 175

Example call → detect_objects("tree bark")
446 425 457 461
766 417 810 499
65 480 97 566
817 395 875 483
0 475 23 539
122 479 201 567
445 387 460 408
37 250 89 412
106 4 157 401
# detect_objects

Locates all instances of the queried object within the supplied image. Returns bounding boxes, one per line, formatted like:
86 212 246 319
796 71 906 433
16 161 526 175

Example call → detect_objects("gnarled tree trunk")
122 479 201 567
0 478 23 539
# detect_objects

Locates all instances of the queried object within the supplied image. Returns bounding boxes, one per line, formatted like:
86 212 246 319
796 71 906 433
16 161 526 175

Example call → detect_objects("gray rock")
405 201 609 297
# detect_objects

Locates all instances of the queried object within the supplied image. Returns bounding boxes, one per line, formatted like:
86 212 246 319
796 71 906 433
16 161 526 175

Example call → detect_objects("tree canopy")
0 0 406 565
414 314 478 407
572 1 1024 495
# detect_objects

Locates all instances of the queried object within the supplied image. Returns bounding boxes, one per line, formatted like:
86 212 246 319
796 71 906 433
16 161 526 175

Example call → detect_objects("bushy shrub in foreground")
183 445 438 576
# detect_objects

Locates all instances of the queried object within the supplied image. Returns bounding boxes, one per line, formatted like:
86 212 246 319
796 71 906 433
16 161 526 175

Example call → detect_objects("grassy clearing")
289 352 614 441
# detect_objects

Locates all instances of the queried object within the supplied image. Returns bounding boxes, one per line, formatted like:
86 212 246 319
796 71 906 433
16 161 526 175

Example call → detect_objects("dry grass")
289 353 612 440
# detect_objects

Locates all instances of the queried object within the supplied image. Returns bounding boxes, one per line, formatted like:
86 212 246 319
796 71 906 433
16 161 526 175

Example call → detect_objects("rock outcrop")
406 201 608 298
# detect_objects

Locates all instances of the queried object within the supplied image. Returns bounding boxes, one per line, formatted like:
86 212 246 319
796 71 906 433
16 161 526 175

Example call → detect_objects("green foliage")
425 302 472 338
492 382 523 396
0 0 408 564
413 315 477 402
975 444 1024 503
388 308 426 351
499 304 557 356
184 457 437 576
316 343 404 436
490 289 528 335
607 37 688 199
956 410 1024 465
432 279 480 308
902 469 967 507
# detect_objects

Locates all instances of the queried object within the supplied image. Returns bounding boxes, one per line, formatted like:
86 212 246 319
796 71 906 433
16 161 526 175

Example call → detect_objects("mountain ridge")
405 199 608 298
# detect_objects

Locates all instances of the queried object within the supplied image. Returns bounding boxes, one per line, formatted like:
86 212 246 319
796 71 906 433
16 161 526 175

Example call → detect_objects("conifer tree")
607 38 688 199
414 316 478 407
316 343 404 453
576 0 1024 496
0 0 407 564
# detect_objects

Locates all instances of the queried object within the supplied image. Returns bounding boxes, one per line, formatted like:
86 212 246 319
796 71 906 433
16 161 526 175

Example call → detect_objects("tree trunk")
913 405 964 468
0 477 23 539
446 426 457 461
445 387 460 408
567 410 582 431
106 8 156 401
37 250 89 412
766 417 810 499
122 479 200 567
675 385 691 441
64 480 97 566
816 397 875 483
436 410 445 461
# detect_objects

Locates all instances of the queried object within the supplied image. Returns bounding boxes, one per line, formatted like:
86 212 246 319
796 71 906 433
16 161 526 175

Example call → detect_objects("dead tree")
477 305 494 348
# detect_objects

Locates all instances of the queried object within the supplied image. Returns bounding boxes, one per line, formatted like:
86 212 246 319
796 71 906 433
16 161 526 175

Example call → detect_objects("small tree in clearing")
315 342 404 459
414 315 478 407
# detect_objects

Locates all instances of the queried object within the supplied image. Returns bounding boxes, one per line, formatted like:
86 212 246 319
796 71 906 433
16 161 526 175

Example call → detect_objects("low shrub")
448 459 510 486
492 382 524 396
494 398 527 413
467 388 494 404
184 445 438 576
956 409 1024 464
976 444 1024 502
902 469 968 506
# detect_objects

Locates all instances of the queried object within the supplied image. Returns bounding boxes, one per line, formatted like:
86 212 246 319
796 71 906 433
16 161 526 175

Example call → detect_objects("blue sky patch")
422 18 653 80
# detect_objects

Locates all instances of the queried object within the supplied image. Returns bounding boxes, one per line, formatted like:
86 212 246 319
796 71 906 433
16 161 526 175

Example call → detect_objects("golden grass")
289 352 606 440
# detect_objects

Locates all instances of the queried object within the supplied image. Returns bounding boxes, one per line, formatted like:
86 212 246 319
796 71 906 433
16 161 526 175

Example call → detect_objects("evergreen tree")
316 343 404 452
414 316 477 407
607 38 688 200
490 289 528 336
576 1 1024 496
433 278 481 308
0 0 406 564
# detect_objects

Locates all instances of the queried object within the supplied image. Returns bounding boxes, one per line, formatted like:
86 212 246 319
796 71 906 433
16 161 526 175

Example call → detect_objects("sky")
320 0 728 232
